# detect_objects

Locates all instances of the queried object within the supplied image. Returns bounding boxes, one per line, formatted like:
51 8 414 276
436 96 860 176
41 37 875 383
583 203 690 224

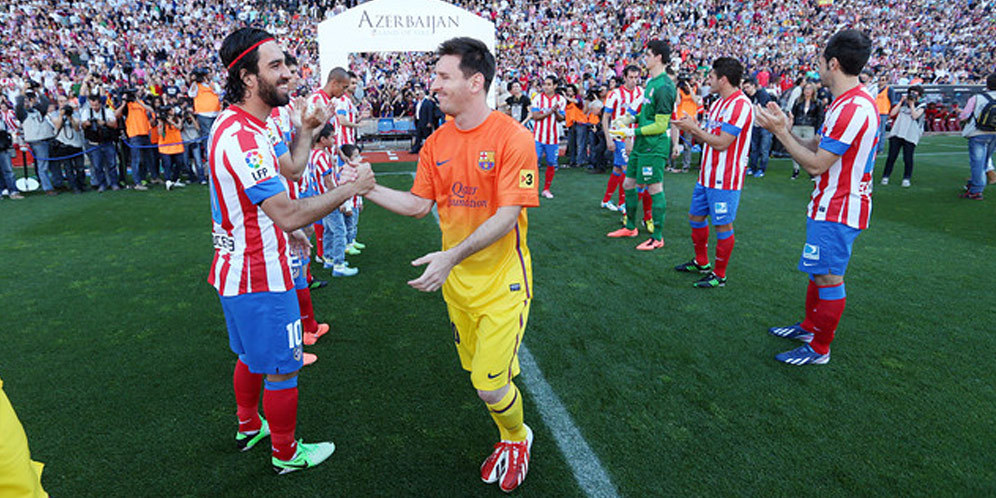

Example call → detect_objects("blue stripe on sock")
264 377 298 391
690 220 708 229
818 283 846 300
716 229 734 240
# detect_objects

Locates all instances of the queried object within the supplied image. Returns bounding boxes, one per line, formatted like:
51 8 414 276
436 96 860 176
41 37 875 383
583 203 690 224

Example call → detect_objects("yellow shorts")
1 380 48 498
448 299 530 391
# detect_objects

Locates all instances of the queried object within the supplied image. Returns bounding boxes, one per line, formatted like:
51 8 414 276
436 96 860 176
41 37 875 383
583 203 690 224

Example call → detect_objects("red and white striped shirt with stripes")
308 88 339 138
698 90 754 191
603 85 644 123
2 109 18 134
334 95 357 146
308 147 336 195
531 92 566 145
810 85 879 229
207 106 293 296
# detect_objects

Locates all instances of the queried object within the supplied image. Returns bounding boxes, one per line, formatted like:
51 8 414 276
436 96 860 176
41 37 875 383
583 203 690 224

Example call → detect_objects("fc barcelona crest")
478 151 496 171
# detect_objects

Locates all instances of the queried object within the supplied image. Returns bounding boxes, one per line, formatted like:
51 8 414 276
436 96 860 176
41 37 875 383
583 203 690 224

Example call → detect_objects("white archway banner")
317 0 497 105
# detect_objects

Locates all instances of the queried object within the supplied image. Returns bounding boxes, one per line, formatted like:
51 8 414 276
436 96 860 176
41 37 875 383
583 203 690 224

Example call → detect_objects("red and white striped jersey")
207 106 293 296
269 102 295 145
531 92 566 145
698 90 754 191
810 85 879 229
308 88 339 136
2 109 18 133
334 95 357 146
603 86 644 123
308 147 336 195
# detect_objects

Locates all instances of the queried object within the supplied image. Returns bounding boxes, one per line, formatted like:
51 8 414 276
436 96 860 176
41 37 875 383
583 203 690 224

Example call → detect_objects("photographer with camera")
115 88 155 190
80 91 120 191
153 104 189 190
880 85 926 187
179 105 204 183
49 101 87 193
15 85 60 194
672 71 701 173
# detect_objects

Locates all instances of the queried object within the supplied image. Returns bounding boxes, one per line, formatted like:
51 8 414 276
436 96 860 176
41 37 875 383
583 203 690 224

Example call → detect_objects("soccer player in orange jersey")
364 37 539 492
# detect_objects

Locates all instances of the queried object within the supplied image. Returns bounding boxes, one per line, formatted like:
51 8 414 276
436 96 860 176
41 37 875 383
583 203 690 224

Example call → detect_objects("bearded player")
209 28 374 473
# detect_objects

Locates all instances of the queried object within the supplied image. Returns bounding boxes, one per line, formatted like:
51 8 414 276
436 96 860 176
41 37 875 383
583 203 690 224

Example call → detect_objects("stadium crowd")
0 0 994 197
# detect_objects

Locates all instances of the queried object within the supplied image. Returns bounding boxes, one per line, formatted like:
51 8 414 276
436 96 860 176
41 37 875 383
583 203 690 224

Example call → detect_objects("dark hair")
347 71 357 79
646 39 671 63
908 85 924 96
327 67 349 83
987 72 996 91
742 77 757 87
437 37 495 91
623 65 640 77
220 27 274 105
712 57 744 87
340 143 359 158
544 75 557 85
506 81 521 91
823 29 872 77
315 122 335 143
283 51 298 68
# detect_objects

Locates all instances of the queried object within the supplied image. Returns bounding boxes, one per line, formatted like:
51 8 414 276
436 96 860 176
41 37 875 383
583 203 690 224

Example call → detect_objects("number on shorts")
285 320 303 349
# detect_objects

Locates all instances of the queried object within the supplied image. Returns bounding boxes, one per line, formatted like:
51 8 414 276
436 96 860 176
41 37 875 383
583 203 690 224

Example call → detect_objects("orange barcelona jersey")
411 111 540 311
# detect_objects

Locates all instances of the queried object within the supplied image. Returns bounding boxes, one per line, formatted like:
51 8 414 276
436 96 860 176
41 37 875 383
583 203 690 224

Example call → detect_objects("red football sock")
544 166 556 190
305 261 313 284
691 225 709 266
314 224 324 260
233 360 263 433
713 231 735 278
263 381 299 460
603 173 623 203
800 279 819 331
810 283 847 355
296 288 318 333
641 190 652 221
618 181 626 204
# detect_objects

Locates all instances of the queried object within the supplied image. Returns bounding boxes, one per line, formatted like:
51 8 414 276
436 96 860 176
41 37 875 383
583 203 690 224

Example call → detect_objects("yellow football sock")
486 382 527 441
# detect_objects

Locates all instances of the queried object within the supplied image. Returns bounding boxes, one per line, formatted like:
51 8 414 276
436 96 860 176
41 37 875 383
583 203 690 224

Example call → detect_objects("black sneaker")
674 259 712 273
693 272 727 288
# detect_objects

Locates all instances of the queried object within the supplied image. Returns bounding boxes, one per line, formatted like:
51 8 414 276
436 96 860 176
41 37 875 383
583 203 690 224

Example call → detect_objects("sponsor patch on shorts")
714 202 728 214
803 243 820 260
642 166 653 177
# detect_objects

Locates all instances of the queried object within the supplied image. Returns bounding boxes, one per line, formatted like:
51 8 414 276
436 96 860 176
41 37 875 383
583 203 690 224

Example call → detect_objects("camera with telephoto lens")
677 71 692 93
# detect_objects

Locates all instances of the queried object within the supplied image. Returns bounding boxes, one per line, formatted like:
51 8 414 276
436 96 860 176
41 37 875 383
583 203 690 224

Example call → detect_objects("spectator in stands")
880 86 926 188
742 78 773 178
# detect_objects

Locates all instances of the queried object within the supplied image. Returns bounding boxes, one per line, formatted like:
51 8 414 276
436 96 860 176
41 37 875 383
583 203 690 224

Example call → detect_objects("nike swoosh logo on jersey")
487 372 502 379
436 159 451 166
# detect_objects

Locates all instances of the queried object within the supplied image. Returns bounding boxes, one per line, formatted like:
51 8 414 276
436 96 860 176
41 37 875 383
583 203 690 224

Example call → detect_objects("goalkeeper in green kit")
606 39 679 251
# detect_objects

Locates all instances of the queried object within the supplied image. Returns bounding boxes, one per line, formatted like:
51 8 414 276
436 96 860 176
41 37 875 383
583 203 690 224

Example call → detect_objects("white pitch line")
410 172 619 498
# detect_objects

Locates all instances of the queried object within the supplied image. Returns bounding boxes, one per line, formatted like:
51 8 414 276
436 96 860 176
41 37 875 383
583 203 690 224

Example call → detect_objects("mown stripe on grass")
413 171 619 498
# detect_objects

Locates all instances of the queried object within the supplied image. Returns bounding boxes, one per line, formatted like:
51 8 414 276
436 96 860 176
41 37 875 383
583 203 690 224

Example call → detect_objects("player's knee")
689 214 707 222
622 178 637 190
477 384 510 405
266 371 299 383
648 183 664 195
812 274 843 286
715 223 733 232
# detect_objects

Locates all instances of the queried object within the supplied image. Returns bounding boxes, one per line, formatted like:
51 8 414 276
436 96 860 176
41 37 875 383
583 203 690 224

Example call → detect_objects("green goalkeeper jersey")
633 71 677 157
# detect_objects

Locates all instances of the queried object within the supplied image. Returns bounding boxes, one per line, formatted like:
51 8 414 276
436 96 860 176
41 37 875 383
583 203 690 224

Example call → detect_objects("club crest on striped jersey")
244 150 265 170
478 150 496 171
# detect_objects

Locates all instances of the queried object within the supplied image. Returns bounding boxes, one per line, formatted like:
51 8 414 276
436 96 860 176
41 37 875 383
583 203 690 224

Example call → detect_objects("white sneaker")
174 180 186 188
600 200 619 212
901 179 910 188
541 190 554 199
880 178 889 186
165 180 174 191
332 264 358 277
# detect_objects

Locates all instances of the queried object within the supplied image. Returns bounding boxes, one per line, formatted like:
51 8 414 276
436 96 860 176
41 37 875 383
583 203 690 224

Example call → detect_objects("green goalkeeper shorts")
626 153 666 184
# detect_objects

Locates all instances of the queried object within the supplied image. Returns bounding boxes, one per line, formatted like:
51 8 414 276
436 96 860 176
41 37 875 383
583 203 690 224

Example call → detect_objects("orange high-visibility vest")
875 87 892 115
193 83 221 114
157 123 184 155
125 102 151 137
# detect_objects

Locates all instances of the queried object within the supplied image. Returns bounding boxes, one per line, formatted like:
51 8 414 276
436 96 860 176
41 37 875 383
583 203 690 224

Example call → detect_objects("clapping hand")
753 102 789 133
300 98 330 131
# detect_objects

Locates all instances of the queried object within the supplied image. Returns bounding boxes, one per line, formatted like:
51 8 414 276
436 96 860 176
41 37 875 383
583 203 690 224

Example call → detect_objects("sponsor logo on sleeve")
519 169 535 188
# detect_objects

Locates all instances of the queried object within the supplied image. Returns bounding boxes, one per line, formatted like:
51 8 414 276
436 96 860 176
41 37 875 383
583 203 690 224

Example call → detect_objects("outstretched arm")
407 205 522 292
363 183 435 219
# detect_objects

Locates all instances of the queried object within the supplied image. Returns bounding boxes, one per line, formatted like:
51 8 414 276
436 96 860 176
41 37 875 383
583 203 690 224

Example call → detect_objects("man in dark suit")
410 87 441 153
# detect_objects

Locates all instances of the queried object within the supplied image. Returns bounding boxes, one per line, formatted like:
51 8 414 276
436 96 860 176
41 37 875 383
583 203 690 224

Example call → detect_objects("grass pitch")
0 135 992 497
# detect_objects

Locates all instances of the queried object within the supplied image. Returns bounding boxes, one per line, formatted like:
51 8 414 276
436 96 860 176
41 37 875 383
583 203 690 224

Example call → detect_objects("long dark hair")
220 27 274 106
